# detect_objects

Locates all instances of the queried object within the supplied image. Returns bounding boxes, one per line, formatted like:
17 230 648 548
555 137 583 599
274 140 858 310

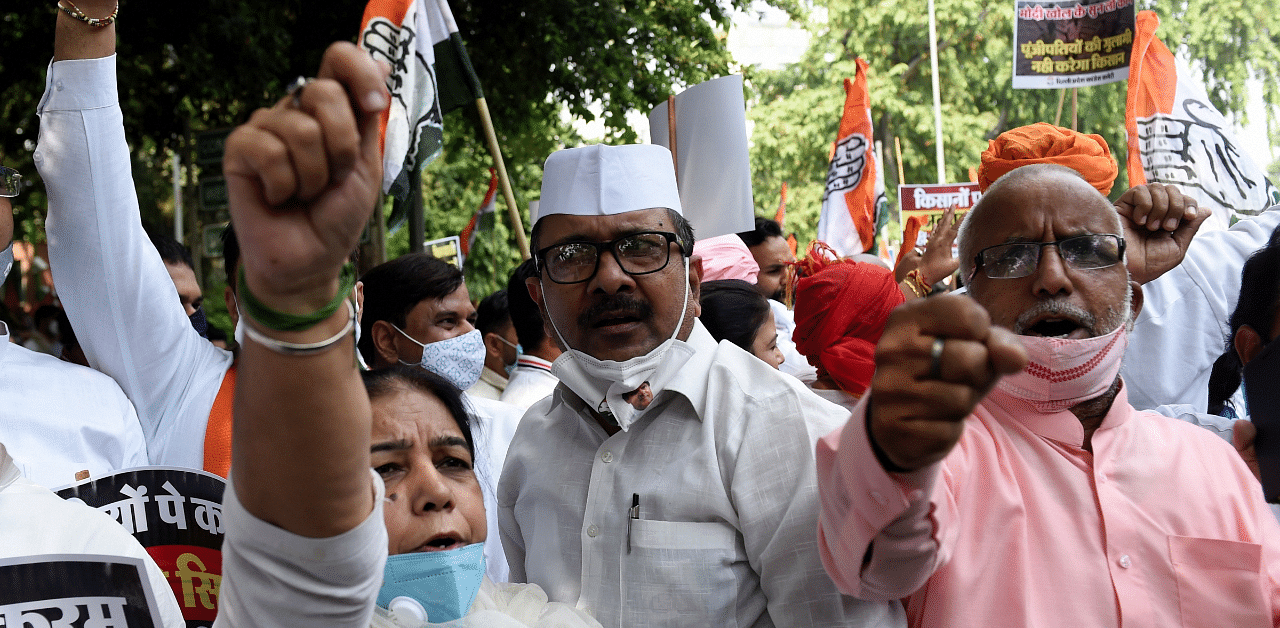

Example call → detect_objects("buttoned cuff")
39 55 118 114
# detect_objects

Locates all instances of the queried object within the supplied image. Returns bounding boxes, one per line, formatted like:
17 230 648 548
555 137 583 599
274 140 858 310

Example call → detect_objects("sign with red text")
1013 0 1135 89
57 468 225 628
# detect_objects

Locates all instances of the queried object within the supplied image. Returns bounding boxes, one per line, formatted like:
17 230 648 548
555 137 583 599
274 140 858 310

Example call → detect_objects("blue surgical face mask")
495 335 521 377
394 326 485 390
377 542 486 624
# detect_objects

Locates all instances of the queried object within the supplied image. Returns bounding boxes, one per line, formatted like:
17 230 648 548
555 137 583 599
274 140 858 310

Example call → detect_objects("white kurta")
37 55 235 470
1124 207 1280 411
0 323 148 488
499 356 559 410
465 393 523 584
0 443 184 627
498 322 903 628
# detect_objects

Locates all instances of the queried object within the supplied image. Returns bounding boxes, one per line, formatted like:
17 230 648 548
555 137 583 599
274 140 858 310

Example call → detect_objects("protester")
499 259 561 410
471 290 517 400
148 230 209 338
0 165 147 488
0 442 185 626
974 122 1280 413
693 233 759 283
358 252 522 583
736 217 814 381
816 164 1280 626
498 143 903 627
1207 224 1280 419
792 242 904 409
38 10 237 477
215 42 602 628
698 279 784 369
891 207 961 297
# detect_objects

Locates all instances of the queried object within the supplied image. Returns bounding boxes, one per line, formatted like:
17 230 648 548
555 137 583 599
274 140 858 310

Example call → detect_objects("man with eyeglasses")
498 144 903 627
0 165 148 488
815 163 1280 627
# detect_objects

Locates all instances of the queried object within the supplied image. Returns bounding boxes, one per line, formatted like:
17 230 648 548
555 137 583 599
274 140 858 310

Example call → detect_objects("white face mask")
547 257 695 431
995 323 1128 413
395 326 486 391
0 243 13 286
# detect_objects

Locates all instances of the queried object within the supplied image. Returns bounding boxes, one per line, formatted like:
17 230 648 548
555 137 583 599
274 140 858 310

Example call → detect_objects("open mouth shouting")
1014 301 1096 340
414 532 468 553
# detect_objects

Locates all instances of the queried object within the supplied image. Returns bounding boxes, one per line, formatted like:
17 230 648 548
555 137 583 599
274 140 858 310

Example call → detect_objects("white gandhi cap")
534 144 683 226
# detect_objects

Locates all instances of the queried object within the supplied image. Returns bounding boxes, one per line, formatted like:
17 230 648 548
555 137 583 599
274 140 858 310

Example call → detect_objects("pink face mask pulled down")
996 324 1128 413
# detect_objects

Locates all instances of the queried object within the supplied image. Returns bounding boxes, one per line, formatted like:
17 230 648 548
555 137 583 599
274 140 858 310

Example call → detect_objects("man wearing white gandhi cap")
497 144 905 627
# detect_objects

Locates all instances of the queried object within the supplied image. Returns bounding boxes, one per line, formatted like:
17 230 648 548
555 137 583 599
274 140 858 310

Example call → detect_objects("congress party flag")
460 169 497 257
818 59 884 256
1125 10 1279 229
360 0 485 200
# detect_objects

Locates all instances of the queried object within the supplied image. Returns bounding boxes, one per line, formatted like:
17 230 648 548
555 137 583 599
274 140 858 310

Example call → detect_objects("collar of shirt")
983 379 1135 448
480 366 508 390
515 355 554 373
0 443 19 491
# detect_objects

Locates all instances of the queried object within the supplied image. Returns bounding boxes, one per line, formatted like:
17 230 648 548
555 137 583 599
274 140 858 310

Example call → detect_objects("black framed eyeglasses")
0 167 21 198
972 234 1125 279
536 231 682 284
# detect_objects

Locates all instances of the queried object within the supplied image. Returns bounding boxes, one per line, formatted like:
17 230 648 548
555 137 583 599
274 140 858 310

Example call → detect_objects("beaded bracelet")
237 263 357 332
905 269 931 298
243 299 356 356
57 0 118 27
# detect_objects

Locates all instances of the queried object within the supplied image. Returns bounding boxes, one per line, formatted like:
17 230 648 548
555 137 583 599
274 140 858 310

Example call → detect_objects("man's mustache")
579 295 653 328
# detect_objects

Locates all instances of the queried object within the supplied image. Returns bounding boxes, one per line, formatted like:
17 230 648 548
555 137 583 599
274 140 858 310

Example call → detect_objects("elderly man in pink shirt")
816 163 1280 627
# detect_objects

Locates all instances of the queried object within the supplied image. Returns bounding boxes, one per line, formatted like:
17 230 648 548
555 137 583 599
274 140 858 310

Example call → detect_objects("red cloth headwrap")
792 242 905 396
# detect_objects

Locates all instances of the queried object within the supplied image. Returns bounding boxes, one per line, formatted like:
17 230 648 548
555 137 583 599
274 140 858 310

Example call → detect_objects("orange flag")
818 59 882 256
1125 10 1278 228
774 182 788 228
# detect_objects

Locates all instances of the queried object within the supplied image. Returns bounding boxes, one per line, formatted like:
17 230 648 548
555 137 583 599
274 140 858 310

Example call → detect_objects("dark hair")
507 258 547 349
361 364 476 457
222 223 240 289
148 229 194 269
1207 224 1280 415
736 216 784 248
475 290 511 337
358 253 465 364
699 279 773 352
530 208 695 266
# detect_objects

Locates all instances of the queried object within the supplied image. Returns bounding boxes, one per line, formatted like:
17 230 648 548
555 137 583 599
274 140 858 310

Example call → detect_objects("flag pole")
927 0 945 183
1070 88 1078 130
667 96 678 181
1054 88 1066 126
474 96 531 259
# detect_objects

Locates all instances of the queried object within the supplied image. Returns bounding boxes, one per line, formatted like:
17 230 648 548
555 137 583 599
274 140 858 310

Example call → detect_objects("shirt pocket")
1168 535 1269 628
620 518 744 627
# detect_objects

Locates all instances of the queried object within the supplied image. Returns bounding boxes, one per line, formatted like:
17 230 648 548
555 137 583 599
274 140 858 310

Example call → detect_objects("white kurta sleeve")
36 55 233 467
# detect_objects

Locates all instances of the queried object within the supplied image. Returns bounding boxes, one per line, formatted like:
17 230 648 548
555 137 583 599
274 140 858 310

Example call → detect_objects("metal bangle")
242 299 356 356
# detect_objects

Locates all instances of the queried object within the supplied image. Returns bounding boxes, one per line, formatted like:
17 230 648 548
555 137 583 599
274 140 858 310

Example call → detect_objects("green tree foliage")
747 0 1280 250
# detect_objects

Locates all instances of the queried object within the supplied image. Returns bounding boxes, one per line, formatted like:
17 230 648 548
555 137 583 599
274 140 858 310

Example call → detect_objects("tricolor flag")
818 59 885 256
1125 10 1279 230
360 0 484 200
774 182 788 228
460 169 498 258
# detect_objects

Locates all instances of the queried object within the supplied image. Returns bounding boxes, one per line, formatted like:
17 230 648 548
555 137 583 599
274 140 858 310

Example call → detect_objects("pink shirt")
816 384 1280 628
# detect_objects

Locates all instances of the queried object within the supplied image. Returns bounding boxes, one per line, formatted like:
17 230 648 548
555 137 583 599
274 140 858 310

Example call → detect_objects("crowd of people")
4 3 1280 627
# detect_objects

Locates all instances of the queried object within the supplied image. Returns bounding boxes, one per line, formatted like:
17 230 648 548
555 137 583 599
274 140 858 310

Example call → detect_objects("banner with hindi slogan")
360 0 485 200
0 554 165 628
1013 0 1135 89
1125 10 1280 230
56 468 225 628
899 182 982 247
818 58 884 257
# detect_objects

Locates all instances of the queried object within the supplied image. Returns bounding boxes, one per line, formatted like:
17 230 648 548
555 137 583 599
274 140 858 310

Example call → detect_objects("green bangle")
237 263 357 332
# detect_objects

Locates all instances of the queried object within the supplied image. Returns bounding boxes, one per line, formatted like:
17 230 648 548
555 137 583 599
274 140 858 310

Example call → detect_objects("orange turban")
792 243 905 396
977 122 1116 196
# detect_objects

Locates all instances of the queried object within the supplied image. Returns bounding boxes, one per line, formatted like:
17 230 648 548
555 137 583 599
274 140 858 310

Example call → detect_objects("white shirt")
1124 206 1280 411
465 393 522 584
469 367 508 400
499 355 559 410
0 322 148 488
37 55 234 469
0 443 184 627
770 299 817 382
498 322 903 628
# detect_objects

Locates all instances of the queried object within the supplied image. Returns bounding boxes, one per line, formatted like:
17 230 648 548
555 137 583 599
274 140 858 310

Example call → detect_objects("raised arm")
224 42 388 535
40 0 232 465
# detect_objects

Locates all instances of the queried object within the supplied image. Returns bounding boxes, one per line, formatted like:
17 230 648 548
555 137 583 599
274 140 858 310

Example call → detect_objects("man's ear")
688 255 704 318
1236 325 1266 366
483 331 504 357
1128 280 1144 321
224 285 239 328
371 320 403 368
